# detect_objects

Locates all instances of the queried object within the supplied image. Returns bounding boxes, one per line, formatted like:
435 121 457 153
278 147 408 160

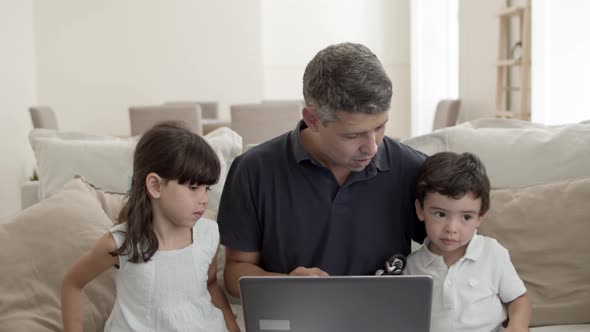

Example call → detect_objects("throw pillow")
479 177 590 326
0 178 116 331
31 133 135 199
29 126 242 212
0 176 231 330
402 121 590 187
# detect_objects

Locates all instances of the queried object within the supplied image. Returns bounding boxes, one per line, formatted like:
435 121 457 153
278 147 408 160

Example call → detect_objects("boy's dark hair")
416 152 490 216
112 122 221 263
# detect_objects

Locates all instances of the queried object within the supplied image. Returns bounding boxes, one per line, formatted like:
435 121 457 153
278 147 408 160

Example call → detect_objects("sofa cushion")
30 132 135 199
480 177 590 326
29 126 242 212
1 176 229 330
402 120 590 187
531 325 590 332
0 177 116 331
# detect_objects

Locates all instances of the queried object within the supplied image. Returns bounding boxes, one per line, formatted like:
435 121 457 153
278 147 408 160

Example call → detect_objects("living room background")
1 0 589 218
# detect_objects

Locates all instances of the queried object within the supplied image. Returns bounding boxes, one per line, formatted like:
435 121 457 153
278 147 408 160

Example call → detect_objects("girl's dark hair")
112 122 220 263
416 152 490 216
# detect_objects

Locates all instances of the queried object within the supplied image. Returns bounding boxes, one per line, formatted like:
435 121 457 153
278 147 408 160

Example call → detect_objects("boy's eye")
463 214 473 221
434 211 446 218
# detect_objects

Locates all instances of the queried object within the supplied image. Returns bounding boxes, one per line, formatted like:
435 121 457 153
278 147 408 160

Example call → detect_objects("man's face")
313 110 388 173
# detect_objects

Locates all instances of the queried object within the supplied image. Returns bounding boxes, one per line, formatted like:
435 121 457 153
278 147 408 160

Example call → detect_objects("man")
218 42 426 298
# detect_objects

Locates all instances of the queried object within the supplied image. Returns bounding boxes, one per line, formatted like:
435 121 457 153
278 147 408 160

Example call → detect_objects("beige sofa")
2 119 590 331
402 118 590 331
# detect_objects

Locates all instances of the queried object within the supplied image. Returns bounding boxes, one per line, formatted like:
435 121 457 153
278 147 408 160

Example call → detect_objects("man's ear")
302 107 320 132
145 173 163 199
415 199 425 221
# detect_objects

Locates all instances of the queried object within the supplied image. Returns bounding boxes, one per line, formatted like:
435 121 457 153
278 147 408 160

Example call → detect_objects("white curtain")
532 0 590 124
411 0 458 136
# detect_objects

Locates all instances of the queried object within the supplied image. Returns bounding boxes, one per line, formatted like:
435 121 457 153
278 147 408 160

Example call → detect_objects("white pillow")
402 120 590 187
29 127 242 212
31 135 135 199
202 127 242 211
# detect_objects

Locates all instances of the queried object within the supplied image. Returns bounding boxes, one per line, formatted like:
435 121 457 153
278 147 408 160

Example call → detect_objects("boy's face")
415 191 484 264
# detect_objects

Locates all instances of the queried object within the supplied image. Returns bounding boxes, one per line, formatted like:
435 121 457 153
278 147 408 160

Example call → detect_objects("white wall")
35 0 263 136
261 0 412 139
411 0 458 136
0 0 37 218
458 0 503 122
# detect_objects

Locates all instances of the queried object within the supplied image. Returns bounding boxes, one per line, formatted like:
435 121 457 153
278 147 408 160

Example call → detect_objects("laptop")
239 275 433 332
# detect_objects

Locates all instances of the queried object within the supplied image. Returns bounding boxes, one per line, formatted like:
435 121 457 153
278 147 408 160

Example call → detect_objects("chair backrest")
163 101 218 119
129 105 203 136
230 102 302 148
432 99 461 131
29 106 58 130
261 99 305 107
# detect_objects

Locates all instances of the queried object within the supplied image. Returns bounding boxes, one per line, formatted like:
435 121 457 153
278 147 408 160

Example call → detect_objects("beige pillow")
479 177 590 326
0 176 229 330
0 178 116 331
81 177 127 223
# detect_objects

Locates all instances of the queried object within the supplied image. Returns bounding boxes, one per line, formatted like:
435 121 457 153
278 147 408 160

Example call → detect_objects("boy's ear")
475 213 486 227
302 107 320 132
415 199 425 221
146 173 163 199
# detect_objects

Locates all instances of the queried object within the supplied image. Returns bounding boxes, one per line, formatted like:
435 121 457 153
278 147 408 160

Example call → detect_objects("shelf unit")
495 0 531 120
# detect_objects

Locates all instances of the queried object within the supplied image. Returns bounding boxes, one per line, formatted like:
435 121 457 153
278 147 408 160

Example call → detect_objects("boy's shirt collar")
420 230 482 267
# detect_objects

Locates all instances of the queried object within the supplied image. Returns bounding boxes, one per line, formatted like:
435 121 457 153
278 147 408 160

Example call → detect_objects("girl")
61 122 240 332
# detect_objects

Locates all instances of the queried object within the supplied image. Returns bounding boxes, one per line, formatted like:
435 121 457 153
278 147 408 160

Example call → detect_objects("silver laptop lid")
239 275 432 332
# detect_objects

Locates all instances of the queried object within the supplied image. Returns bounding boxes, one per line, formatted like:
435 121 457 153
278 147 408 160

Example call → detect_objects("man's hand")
289 267 329 276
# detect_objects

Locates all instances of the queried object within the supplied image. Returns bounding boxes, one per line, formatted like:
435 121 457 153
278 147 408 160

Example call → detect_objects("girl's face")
157 179 209 229
415 191 483 266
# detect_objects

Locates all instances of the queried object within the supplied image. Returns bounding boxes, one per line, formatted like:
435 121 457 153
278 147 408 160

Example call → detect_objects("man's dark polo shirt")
218 121 426 275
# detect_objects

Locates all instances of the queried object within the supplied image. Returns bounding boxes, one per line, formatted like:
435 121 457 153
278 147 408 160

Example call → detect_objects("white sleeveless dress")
104 219 228 332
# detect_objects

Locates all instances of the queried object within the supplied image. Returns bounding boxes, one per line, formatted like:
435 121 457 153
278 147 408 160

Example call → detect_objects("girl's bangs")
174 140 220 186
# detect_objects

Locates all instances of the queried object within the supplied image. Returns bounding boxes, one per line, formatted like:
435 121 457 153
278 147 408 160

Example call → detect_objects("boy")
405 152 531 332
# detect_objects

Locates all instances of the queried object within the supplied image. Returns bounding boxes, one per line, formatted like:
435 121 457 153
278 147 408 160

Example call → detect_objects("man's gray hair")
302 42 392 123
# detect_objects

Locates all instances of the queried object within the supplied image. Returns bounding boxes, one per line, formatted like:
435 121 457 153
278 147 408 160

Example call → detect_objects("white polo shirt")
406 232 526 332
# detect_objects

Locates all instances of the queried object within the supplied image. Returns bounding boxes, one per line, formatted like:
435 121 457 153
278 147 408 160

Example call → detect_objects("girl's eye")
189 185 211 191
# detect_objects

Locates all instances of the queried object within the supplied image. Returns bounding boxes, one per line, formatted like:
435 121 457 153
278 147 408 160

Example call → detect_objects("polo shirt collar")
463 230 483 261
291 120 311 163
372 143 389 171
419 238 441 268
419 230 481 267
290 119 390 171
